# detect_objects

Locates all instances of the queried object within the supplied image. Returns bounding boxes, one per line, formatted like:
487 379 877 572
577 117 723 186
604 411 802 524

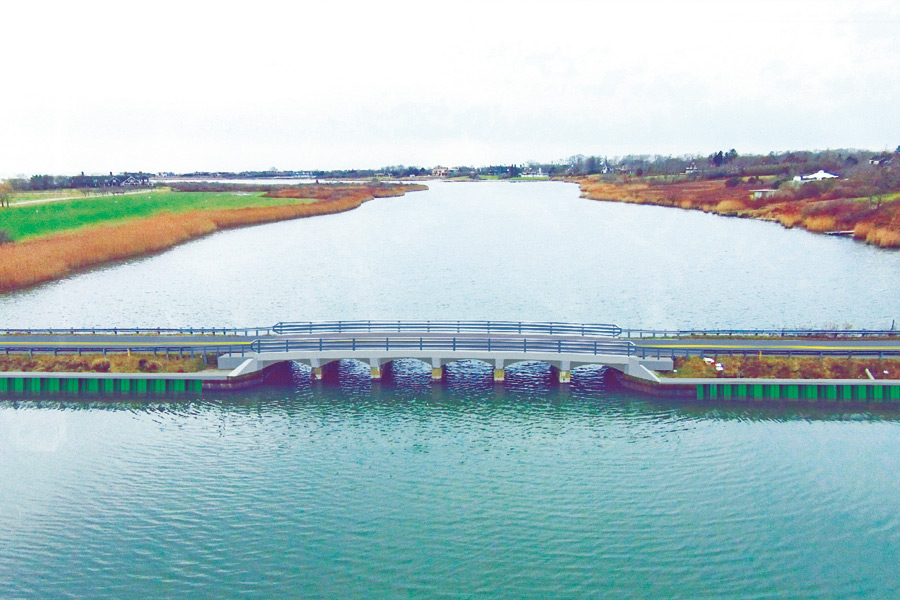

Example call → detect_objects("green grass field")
0 189 315 241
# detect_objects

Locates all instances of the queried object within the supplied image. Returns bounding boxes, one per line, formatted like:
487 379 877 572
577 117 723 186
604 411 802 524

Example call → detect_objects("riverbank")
0 353 209 373
665 355 900 379
0 183 426 292
576 178 900 248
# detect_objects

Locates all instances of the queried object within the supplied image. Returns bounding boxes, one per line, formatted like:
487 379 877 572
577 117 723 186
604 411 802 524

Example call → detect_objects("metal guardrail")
4 322 897 340
0 326 272 337
623 328 900 339
633 346 900 360
250 336 635 356
273 320 623 337
0 345 250 357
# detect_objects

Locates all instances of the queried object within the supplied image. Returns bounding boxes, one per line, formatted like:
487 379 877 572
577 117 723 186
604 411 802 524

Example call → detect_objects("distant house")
683 162 700 176
869 155 894 166
749 189 778 200
106 173 151 187
432 166 450 177
520 168 546 178
792 170 839 183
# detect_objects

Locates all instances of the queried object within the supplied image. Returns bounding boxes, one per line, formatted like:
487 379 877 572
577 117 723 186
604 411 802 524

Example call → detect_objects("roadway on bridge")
2 332 900 357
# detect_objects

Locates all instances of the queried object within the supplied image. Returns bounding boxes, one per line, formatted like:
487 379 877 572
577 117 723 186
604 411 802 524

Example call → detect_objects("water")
1 180 897 329
3 375 900 599
3 181 900 598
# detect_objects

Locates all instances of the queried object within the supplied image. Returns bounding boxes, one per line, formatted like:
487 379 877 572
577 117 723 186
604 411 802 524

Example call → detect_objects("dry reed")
801 215 838 232
0 353 208 373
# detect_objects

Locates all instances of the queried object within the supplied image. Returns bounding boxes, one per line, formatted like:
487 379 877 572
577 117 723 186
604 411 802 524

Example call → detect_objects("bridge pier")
431 359 443 382
308 358 325 381
369 359 382 380
493 359 505 382
558 360 571 384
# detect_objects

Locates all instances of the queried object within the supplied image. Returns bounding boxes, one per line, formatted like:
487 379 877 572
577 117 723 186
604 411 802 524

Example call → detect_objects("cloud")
2 0 898 174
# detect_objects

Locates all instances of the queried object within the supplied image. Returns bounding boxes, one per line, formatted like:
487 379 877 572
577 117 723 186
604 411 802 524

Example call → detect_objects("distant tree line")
555 147 900 182
8 146 899 192
8 172 152 191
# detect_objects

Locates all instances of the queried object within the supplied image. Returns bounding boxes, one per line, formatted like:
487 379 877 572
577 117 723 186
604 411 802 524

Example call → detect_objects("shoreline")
613 370 900 404
3 365 900 407
573 178 900 249
0 183 425 294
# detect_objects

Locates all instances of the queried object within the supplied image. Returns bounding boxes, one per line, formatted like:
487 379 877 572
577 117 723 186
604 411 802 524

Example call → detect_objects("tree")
0 180 12 208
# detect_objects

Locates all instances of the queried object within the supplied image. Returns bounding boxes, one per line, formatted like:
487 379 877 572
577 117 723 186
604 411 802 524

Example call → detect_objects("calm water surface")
2 182 900 598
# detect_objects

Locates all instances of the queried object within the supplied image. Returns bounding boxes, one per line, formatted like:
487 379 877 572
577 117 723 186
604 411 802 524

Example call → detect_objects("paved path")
10 189 147 207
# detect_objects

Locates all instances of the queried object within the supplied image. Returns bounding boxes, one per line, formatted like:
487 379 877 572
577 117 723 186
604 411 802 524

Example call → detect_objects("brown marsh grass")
669 356 900 379
0 353 209 373
576 177 900 248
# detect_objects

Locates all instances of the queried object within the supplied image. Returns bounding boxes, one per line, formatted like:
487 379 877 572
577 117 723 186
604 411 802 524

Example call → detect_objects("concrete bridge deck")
217 333 671 383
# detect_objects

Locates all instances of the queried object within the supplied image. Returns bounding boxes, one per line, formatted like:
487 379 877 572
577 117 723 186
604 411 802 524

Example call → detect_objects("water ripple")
3 386 900 599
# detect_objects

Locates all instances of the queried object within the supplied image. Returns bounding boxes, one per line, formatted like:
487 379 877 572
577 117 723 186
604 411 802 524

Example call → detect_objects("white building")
792 170 839 183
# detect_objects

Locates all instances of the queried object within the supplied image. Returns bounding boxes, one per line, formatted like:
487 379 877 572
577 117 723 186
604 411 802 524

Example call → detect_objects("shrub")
90 358 111 372
724 176 742 188
795 182 823 199
137 358 160 373
0 230 11 245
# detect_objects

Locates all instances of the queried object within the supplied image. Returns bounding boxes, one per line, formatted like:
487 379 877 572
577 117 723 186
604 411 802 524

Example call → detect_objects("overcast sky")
2 0 898 176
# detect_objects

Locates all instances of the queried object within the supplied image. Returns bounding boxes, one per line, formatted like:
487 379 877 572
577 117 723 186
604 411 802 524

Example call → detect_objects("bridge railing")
623 328 900 339
250 336 636 356
273 320 623 337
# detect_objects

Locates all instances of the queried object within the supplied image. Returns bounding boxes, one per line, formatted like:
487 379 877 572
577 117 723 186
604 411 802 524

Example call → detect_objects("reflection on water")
3 371 900 599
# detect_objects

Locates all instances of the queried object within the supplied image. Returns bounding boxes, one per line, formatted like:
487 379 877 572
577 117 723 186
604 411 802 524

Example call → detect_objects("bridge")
209 320 666 383
3 320 900 388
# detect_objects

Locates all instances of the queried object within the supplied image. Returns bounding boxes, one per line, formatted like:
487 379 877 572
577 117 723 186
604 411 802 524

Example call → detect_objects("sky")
1 0 899 176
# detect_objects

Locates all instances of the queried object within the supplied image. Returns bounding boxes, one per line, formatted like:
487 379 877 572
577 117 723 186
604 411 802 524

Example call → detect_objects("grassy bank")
0 189 312 241
0 353 210 373
578 179 900 248
0 183 425 292
665 356 900 379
